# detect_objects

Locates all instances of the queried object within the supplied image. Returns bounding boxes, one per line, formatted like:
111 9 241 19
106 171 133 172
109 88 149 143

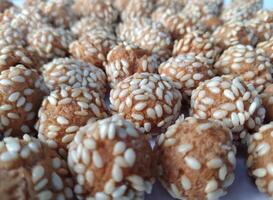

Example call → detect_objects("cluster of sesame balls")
0 0 273 199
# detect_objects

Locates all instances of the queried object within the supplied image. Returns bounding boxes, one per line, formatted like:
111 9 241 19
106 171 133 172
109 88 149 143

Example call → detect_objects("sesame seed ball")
72 0 118 23
183 0 223 20
257 38 273 64
212 21 258 50
0 44 41 72
69 31 117 69
261 84 273 122
221 1 262 23
0 135 74 199
214 45 273 93
105 42 158 88
68 115 155 199
37 86 108 157
42 58 107 96
118 18 173 61
0 65 48 138
0 0 13 13
71 17 114 38
121 0 154 21
159 54 215 101
110 72 182 134
39 1 77 28
152 12 204 41
191 75 265 142
247 122 273 197
173 31 221 65
27 26 74 60
248 21 273 44
156 117 236 200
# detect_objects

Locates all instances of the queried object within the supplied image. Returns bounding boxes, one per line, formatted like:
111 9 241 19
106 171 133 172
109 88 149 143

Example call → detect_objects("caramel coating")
191 76 265 142
0 65 48 138
159 54 215 100
110 73 182 134
156 117 236 200
214 45 273 93
105 42 158 88
37 86 108 157
247 122 273 198
42 58 107 97
68 115 155 199
0 135 74 199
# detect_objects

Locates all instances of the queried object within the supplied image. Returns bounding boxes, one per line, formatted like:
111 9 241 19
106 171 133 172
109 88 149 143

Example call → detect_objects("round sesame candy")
214 45 273 93
72 0 118 23
121 0 154 21
212 21 258 50
0 65 48 138
69 30 116 69
156 117 236 200
42 57 107 97
247 122 273 197
105 42 158 88
261 84 273 122
172 30 221 65
68 115 155 199
0 135 74 199
0 44 41 72
71 16 114 38
221 0 262 23
110 73 182 135
257 38 273 64
152 10 204 41
191 75 265 143
159 54 215 101
27 26 74 61
35 1 76 28
37 86 108 157
118 18 172 62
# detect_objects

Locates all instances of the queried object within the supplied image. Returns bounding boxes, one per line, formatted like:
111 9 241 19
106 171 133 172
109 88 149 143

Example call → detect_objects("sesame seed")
205 179 218 193
93 150 104 168
57 116 69 125
113 141 126 156
207 158 223 169
181 175 191 190
184 156 201 170
124 148 136 167
253 168 267 177
177 144 193 154
32 165 45 183
112 164 123 182
52 172 64 190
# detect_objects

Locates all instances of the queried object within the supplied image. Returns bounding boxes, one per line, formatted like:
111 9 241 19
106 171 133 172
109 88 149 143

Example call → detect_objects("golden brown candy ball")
0 135 74 199
105 42 158 88
68 115 155 199
0 65 48 138
247 122 273 198
37 86 108 157
110 73 182 134
191 76 265 142
156 117 236 200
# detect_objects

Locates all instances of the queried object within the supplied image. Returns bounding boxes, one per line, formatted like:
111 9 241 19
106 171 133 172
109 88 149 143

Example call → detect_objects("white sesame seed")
253 168 267 177
184 156 201 170
256 142 270 156
213 110 228 119
177 144 192 154
124 148 136 167
205 179 218 193
52 172 63 190
181 175 191 190
219 165 227 180
207 158 223 169
112 164 123 182
57 116 69 125
113 142 126 156
93 150 104 168
32 165 45 183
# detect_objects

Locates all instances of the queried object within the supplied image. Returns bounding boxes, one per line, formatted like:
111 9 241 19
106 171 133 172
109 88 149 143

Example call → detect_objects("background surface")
9 0 273 200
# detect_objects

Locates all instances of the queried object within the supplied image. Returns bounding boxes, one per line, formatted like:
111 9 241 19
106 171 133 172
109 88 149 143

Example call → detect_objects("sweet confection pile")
0 0 273 199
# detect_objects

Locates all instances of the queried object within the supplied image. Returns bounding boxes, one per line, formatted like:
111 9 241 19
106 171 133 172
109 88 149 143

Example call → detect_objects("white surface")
8 0 273 199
